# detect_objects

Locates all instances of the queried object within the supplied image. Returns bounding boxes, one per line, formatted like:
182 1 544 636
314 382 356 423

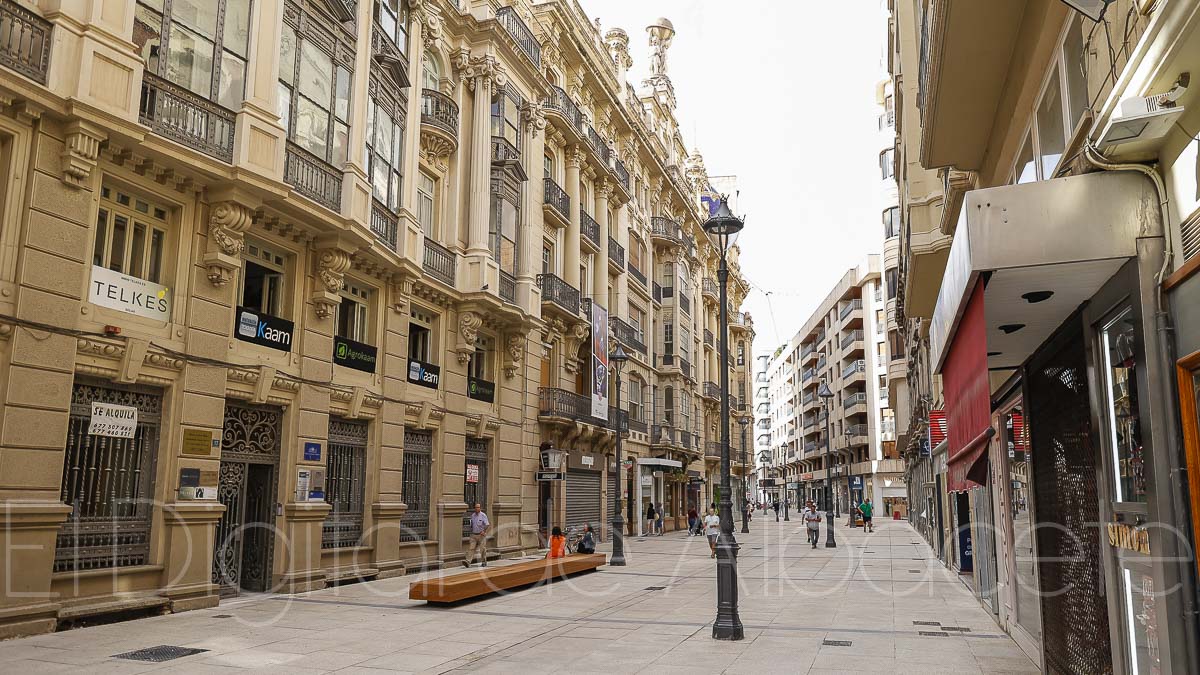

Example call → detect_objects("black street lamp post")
739 417 749 534
818 381 836 548
783 448 790 521
609 345 630 566
704 196 744 641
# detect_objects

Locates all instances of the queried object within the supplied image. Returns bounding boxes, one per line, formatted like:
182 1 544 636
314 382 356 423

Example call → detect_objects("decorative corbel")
456 311 482 365
390 276 413 315
204 201 255 287
61 119 106 189
563 322 589 374
503 333 525 379
521 100 546 135
311 246 352 320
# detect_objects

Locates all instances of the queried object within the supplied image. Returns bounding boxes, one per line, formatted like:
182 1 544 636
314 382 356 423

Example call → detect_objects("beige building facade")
0 0 752 638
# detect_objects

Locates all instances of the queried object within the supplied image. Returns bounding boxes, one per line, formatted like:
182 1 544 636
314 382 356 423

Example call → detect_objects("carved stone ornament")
204 201 255 287
503 333 524 378
566 145 586 169
61 120 106 188
453 51 507 92
563 321 590 375
521 101 546 134
412 1 443 49
311 248 352 319
456 311 483 365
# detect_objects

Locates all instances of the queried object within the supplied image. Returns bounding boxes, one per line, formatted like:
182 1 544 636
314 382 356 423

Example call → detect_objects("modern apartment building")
889 1 1200 672
0 0 753 637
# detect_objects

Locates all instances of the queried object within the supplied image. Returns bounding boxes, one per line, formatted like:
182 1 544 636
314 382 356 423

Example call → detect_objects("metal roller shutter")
566 469 601 531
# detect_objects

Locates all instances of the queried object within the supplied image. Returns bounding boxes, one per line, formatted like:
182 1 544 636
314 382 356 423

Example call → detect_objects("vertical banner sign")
591 301 608 420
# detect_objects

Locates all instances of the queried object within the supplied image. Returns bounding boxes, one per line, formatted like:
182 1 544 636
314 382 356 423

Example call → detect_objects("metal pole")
824 398 836 548
740 424 749 534
610 367 627 566
713 242 743 640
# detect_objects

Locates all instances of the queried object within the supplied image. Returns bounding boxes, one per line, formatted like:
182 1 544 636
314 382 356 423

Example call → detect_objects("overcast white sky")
579 0 888 355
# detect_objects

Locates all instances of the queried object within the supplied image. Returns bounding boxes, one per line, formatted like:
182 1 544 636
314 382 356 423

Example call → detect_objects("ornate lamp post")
738 416 750 533
609 345 630 566
703 196 744 641
818 381 836 548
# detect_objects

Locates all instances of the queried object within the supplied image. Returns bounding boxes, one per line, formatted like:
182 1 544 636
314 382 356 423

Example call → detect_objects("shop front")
636 457 680 535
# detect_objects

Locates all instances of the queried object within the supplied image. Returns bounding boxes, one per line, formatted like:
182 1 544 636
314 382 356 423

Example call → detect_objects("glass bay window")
134 0 252 110
279 5 355 168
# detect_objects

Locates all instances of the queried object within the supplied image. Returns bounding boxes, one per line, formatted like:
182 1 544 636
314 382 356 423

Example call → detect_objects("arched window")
422 54 441 91
134 0 253 110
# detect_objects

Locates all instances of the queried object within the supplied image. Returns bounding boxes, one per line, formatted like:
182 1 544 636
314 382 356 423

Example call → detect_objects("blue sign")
849 475 863 490
303 442 321 462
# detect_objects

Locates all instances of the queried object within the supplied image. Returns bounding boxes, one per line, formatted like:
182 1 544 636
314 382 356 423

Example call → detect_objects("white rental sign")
89 402 137 438
89 265 171 321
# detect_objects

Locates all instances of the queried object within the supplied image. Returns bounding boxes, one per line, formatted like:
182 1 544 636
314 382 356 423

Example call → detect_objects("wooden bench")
409 553 606 603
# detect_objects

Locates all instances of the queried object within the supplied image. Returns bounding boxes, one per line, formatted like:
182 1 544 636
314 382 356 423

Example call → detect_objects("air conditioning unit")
1098 94 1186 148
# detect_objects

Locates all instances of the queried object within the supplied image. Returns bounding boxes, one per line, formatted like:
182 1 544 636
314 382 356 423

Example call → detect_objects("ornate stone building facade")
0 0 752 637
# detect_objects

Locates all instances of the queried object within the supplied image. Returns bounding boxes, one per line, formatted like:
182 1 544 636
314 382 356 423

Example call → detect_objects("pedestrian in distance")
463 503 491 567
546 526 567 559
773 500 780 522
645 502 656 536
803 500 822 548
704 508 721 558
655 502 664 535
687 504 699 536
860 498 874 533
577 523 596 554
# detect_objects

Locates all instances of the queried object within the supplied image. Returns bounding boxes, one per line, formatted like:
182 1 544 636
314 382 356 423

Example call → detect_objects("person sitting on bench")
577 524 596 554
547 526 567 559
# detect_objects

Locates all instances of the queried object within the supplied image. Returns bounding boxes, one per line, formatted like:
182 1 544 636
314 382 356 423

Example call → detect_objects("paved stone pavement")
0 515 1039 674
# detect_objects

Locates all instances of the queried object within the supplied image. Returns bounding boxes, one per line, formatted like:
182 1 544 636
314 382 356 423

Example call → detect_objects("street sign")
536 471 564 481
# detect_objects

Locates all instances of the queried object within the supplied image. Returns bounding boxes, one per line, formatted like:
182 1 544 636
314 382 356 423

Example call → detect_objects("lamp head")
701 196 744 237
817 381 834 400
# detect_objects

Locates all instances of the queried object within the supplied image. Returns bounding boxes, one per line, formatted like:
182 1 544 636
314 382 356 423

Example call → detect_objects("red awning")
929 408 947 447
943 281 992 492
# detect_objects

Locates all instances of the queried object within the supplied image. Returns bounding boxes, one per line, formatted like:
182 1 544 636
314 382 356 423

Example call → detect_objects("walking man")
772 500 780 522
645 502 656 537
704 507 721 558
803 500 822 548
464 503 490 567
860 498 874 533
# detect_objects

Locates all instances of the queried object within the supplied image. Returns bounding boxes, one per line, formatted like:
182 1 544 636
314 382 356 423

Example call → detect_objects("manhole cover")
113 646 209 662
918 631 949 637
823 639 853 647
941 626 971 632
912 621 940 626
644 586 667 591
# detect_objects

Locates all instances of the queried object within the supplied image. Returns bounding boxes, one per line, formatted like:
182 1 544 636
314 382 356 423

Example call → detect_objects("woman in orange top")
547 526 567 559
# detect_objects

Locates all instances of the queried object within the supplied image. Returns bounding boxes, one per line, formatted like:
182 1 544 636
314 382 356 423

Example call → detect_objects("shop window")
417 170 437 238
377 0 408 58
133 0 252 110
241 240 288 317
93 185 169 284
1101 309 1146 503
337 281 371 343
462 439 489 536
366 96 405 210
1003 405 1040 639
278 11 353 167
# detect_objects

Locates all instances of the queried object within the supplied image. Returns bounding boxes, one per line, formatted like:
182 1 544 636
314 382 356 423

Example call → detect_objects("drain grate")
912 621 940 626
212 614 233 619
643 586 667 591
908 570 921 573
918 631 949 638
823 639 853 647
113 646 209 662
941 626 971 632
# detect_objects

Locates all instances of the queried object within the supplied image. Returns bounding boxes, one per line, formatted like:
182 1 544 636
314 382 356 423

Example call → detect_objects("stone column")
455 52 505 292
372 279 412 579
563 146 583 289
520 102 546 312
594 179 611 310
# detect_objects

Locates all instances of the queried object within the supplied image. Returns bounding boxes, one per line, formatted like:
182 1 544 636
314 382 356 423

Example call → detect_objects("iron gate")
400 428 432 542
56 381 161 573
462 439 489 536
324 418 367 549
1028 321 1112 675
566 469 601 531
212 403 281 594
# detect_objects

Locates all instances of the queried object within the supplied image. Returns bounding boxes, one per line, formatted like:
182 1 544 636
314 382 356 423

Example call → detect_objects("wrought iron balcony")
536 273 579 315
544 85 583 130
842 359 866 379
491 136 520 163
680 429 694 449
703 381 720 401
705 441 722 459
841 329 865 349
495 6 540 67
538 388 617 427
499 271 516 303
610 316 646 355
703 278 719 300
651 217 682 244
543 177 570 222
420 88 459 139
628 412 647 434
285 142 342 211
840 298 863 320
704 329 714 348
629 264 647 287
608 237 625 269
370 199 398 251
422 238 456 286
614 159 630 191
586 125 610 165
0 0 50 84
651 424 676 446
139 73 236 162
843 392 868 409
580 209 600 246
730 312 749 328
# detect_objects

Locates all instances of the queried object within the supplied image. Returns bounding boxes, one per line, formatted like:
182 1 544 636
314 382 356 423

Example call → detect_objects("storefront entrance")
212 403 281 596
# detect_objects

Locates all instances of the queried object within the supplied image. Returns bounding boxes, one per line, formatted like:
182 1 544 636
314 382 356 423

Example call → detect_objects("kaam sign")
236 306 294 352
407 358 440 389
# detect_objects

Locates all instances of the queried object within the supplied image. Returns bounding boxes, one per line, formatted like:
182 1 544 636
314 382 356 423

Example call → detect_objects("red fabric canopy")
943 281 992 492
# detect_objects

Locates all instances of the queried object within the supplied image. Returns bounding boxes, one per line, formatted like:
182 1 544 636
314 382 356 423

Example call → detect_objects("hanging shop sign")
850 476 864 490
407 358 440 389
333 335 378 373
466 464 480 484
590 301 609 419
467 376 495 402
88 402 137 438
536 470 564 481
235 306 294 352
1107 521 1151 555
801 473 813 481
759 478 777 487
89 265 171 321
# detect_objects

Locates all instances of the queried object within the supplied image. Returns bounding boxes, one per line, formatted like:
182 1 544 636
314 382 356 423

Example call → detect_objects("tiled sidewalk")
0 517 1038 673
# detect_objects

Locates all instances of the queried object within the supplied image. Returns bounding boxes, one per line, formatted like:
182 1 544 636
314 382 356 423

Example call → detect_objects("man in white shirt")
464 503 490 567
803 501 822 548
704 508 721 558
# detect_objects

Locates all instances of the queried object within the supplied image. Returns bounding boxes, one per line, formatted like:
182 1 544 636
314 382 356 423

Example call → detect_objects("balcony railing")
679 357 692 380
679 292 691 316
805 441 818 454
0 0 50 84
730 312 748 327
846 423 869 438
842 359 866 379
705 442 722 459
628 413 647 434
610 316 646 355
802 392 815 405
492 136 520 162
840 298 863 320
843 392 868 409
543 177 570 221
841 329 865 349
651 217 682 244
537 273 579 315
816 355 827 370
703 278 719 298
499 271 516 303
608 237 625 269
544 85 583 129
652 282 662 303
139 73 236 162
285 142 342 211
537 388 622 428
586 125 610 165
580 209 600 246
614 159 630 191
422 238 456 286
802 368 814 382
629 264 647 287
420 88 459 137
495 6 541 67
370 200 398 251
703 382 721 400
704 329 714 347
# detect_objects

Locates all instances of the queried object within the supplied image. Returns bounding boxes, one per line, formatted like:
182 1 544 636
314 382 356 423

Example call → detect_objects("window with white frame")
93 185 169 285
630 304 646 339
882 206 900 239
542 241 554 274
241 240 288 317
490 169 520 276
417 170 436 237
337 281 371 343
490 84 521 155
421 49 439 90
879 148 895 180
629 378 644 421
